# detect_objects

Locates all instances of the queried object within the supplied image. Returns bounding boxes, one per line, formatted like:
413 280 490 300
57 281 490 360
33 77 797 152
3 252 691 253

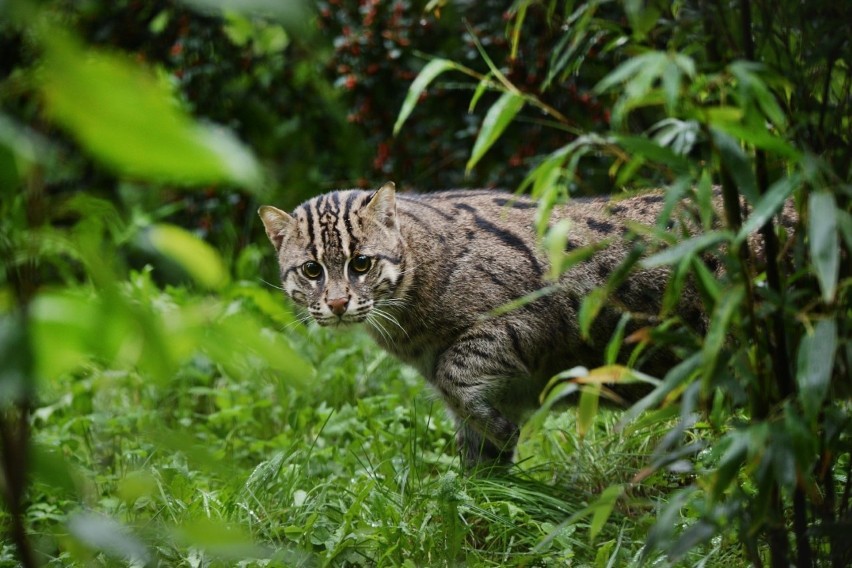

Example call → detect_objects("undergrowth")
1 280 746 567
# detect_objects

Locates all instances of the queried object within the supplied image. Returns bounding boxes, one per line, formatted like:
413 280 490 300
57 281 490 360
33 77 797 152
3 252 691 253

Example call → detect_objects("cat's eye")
301 261 322 279
350 255 371 274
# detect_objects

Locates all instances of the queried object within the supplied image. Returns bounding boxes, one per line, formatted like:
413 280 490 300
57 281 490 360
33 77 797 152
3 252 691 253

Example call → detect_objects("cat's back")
391 187 671 334
394 189 664 272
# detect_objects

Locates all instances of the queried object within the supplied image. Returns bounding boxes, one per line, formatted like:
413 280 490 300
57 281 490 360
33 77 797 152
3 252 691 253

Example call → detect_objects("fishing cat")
259 182 702 467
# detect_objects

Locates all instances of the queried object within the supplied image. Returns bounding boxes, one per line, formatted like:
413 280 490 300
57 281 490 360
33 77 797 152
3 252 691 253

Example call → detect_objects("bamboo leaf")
393 58 457 135
579 287 608 340
612 135 691 174
468 73 493 113
808 192 839 302
729 61 787 129
589 484 624 543
691 256 722 309
667 520 717 562
605 315 631 365
466 92 525 173
538 367 586 406
662 60 682 113
711 120 800 159
735 174 798 244
594 51 660 94
577 383 600 438
619 353 701 429
710 129 759 203
641 232 731 269
702 284 744 386
711 430 750 500
796 318 837 421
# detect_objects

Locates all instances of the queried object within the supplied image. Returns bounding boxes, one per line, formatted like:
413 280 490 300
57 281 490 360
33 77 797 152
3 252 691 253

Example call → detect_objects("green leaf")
466 92 525 173
539 366 588 406
468 73 493 113
710 129 759 203
147 224 230 290
67 512 151 565
605 314 631 365
667 520 717 562
589 485 624 543
711 120 800 159
796 319 837 421
577 383 600 438
29 291 101 380
489 284 559 317
641 232 731 269
579 287 608 340
173 518 263 560
594 51 661 94
808 192 840 302
691 255 722 309
735 174 798 244
40 32 260 188
711 430 750 500
612 135 691 174
207 312 313 385
31 444 78 496
394 59 458 135
662 59 682 113
729 61 787 129
179 0 313 29
0 312 34 407
702 284 744 386
544 220 613 279
619 353 701 429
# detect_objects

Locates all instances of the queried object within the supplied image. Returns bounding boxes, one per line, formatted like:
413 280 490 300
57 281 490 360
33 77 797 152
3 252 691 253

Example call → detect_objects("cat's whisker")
284 310 314 329
370 306 409 338
260 278 286 292
376 297 409 309
365 313 393 344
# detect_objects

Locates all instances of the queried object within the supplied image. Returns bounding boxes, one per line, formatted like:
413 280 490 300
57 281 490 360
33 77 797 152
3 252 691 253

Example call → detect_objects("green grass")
2 283 751 567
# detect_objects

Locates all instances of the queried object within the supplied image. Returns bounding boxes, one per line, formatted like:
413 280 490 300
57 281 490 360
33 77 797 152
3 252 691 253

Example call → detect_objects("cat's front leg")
454 419 516 469
433 336 525 469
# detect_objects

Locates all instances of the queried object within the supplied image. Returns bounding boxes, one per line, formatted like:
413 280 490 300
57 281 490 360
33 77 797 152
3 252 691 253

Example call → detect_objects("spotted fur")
259 182 789 467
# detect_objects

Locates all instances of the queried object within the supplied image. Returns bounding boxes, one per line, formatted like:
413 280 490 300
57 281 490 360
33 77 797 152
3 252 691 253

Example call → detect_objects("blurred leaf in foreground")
147 224 230 291
39 31 261 189
0 312 34 407
179 0 313 33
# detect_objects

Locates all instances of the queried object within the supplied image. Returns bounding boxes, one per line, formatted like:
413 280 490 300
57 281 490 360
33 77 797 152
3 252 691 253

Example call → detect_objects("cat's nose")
327 297 348 316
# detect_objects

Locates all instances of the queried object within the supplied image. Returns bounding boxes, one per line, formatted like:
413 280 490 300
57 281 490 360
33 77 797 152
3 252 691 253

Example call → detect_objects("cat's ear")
366 182 398 230
258 205 295 250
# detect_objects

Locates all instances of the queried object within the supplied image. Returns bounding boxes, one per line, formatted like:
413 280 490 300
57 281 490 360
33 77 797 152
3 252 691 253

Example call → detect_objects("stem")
767 489 791 568
792 486 813 568
742 0 807 563
0 407 36 568
0 168 43 568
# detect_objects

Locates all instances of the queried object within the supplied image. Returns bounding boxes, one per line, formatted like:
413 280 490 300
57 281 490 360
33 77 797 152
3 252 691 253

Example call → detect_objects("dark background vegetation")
1 0 849 566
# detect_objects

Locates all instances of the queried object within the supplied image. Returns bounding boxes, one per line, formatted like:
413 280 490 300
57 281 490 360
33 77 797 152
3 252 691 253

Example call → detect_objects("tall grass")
1 280 749 566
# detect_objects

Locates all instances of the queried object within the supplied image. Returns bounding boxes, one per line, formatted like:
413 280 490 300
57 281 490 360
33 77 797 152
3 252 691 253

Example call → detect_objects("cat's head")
259 182 407 327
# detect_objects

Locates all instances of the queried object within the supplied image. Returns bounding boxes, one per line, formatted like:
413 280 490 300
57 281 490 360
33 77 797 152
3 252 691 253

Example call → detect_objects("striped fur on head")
259 182 408 328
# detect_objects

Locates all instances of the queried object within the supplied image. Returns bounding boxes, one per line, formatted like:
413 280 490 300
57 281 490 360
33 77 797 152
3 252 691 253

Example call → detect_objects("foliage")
318 0 614 189
1 0 850 566
395 0 851 565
